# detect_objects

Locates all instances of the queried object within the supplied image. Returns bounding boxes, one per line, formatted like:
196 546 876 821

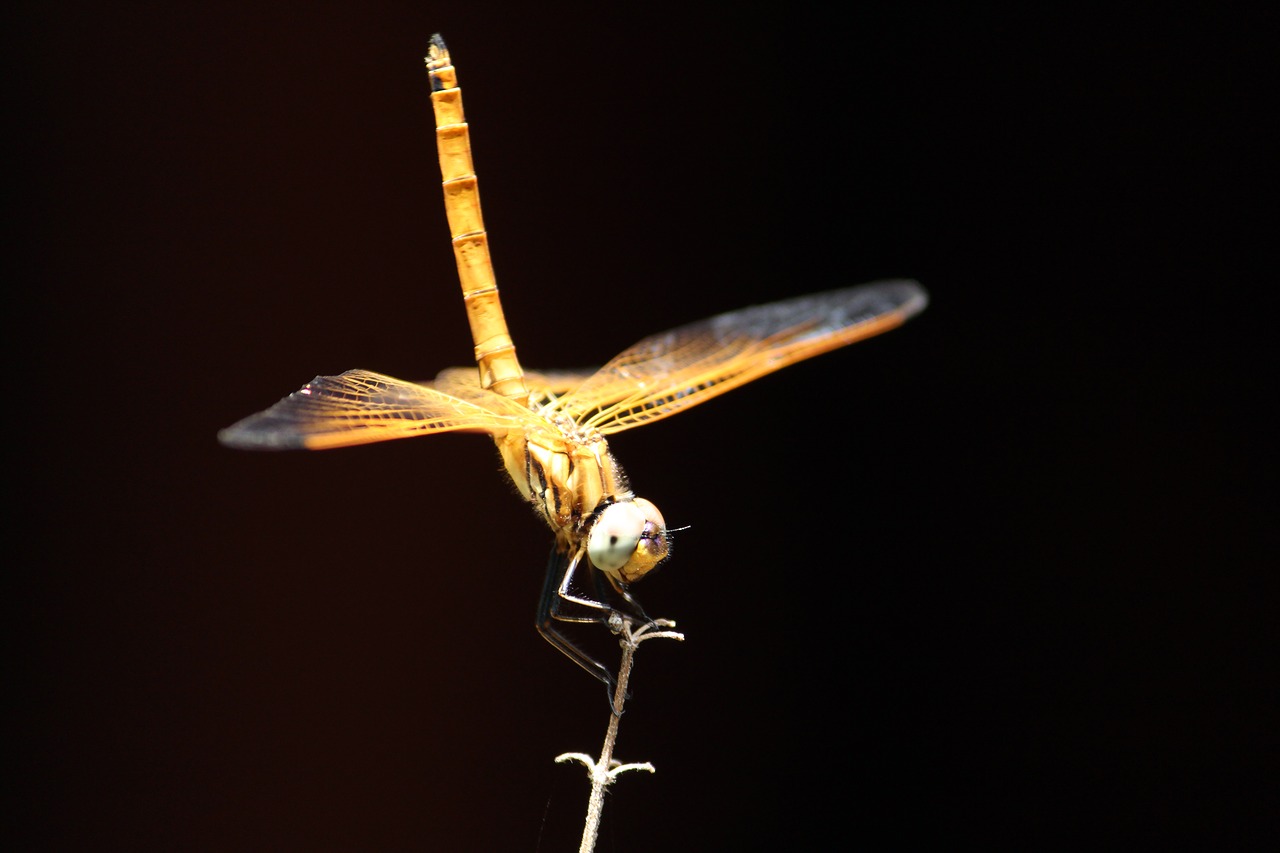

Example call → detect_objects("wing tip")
855 278 929 321
217 422 309 451
894 279 929 319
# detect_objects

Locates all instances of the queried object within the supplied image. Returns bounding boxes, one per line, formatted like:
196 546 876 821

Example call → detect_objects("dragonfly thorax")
497 425 623 531
496 424 669 583
544 410 601 446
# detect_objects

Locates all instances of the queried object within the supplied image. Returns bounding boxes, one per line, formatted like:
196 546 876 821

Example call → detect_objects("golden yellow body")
219 35 927 620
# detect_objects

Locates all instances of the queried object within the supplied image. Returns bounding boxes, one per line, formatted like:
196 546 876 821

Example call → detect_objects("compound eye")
587 502 646 573
618 498 669 583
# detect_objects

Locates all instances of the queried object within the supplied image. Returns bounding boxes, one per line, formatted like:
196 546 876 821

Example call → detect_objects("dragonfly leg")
605 576 652 626
536 541 649 688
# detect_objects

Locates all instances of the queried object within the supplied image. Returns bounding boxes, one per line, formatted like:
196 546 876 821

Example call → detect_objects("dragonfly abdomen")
427 36 528 401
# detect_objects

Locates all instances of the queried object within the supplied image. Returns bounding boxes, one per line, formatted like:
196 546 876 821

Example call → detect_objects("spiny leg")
536 542 650 688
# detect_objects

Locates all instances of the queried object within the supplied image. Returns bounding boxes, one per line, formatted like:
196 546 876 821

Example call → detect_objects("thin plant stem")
555 619 684 853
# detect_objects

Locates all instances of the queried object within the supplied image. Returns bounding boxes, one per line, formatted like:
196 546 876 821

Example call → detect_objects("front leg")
536 541 649 687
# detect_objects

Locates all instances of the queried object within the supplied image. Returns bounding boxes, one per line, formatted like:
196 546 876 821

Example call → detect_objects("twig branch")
555 619 684 853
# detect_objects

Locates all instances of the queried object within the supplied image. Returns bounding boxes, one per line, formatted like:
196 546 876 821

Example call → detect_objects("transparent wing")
218 369 536 451
430 366 598 405
555 280 928 434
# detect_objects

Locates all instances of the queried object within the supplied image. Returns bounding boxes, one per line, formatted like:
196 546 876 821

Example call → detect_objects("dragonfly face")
587 499 669 583
218 35 928 687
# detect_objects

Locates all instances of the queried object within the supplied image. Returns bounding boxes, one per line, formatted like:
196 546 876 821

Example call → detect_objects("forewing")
555 280 927 434
219 369 533 450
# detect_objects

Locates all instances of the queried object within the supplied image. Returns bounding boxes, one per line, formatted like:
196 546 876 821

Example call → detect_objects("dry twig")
555 619 684 853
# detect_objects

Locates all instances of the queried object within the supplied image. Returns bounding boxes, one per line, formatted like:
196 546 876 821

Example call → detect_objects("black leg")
536 540 649 687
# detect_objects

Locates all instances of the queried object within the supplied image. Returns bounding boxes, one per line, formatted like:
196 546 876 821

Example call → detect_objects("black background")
10 3 1275 850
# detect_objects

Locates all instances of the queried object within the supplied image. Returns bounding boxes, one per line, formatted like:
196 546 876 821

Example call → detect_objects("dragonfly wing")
556 280 927 434
430 366 599 405
522 368 600 398
219 369 533 450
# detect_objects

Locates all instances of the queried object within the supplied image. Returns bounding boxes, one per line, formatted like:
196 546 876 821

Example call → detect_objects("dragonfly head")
587 498 670 584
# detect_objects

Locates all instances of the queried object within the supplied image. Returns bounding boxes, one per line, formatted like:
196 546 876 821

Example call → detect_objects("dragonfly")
219 35 928 687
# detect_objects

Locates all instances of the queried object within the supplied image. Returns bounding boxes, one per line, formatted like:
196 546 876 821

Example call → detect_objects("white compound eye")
587 502 647 573
586 498 670 582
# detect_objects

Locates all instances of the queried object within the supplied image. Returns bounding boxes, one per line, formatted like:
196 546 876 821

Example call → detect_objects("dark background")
10 3 1275 850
